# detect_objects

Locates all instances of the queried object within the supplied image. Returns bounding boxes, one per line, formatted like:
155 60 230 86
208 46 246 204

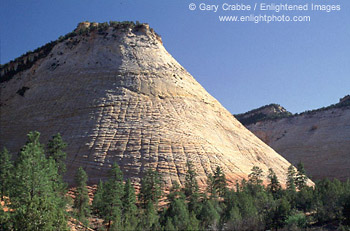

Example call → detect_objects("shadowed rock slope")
0 22 295 187
237 96 350 181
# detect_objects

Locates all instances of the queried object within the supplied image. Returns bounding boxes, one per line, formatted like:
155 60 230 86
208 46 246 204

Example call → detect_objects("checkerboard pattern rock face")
0 23 293 187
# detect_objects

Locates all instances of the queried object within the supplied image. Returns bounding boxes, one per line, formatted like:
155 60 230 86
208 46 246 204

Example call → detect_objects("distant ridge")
235 95 350 126
239 95 350 181
235 104 292 126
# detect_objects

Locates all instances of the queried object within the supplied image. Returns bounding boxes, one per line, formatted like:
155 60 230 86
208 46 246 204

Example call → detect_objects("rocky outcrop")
239 97 350 181
0 22 297 187
235 104 292 126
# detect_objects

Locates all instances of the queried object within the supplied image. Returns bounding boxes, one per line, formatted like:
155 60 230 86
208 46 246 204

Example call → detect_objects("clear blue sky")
1 0 349 114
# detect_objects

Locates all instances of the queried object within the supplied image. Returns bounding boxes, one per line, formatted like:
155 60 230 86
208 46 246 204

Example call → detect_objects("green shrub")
285 213 307 229
98 22 109 32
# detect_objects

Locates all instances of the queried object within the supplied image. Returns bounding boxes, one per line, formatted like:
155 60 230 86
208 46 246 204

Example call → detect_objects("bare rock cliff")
239 97 350 181
0 22 296 187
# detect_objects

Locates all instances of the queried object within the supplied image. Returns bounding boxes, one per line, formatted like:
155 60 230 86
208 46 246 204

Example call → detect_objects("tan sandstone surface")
241 102 350 181
0 22 297 187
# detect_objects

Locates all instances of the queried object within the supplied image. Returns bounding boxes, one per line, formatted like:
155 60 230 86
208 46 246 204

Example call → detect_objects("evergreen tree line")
0 131 68 230
1 131 350 230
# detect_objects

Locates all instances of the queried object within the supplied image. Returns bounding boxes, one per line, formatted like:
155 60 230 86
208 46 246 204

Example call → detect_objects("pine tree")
224 204 242 231
184 161 200 213
206 173 218 199
47 133 67 175
267 168 282 199
286 165 297 209
267 197 291 230
138 201 159 231
295 161 307 190
213 166 227 197
248 166 264 195
248 166 263 185
222 189 242 228
198 198 220 229
248 166 264 185
0 147 13 200
169 199 191 230
122 179 138 230
168 181 183 202
164 217 176 231
184 162 199 196
9 131 68 230
0 202 11 230
162 181 191 230
92 180 104 215
164 193 190 230
73 167 90 225
296 186 314 212
139 168 162 209
314 178 344 223
287 165 296 192
207 167 228 199
187 211 200 231
101 163 124 230
236 190 258 219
